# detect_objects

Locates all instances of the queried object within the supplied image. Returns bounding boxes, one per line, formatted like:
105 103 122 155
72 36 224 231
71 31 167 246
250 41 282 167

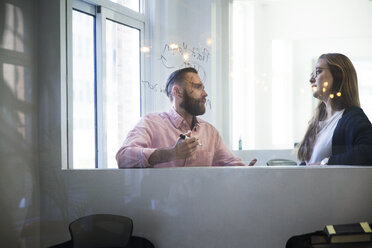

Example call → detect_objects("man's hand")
172 132 200 160
148 131 200 166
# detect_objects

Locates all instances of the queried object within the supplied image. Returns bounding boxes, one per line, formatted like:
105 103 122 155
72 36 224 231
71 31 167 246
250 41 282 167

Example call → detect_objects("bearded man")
116 67 256 168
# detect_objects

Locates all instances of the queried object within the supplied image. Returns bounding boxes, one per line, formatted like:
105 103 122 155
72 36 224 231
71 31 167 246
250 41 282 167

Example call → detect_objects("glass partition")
69 0 372 168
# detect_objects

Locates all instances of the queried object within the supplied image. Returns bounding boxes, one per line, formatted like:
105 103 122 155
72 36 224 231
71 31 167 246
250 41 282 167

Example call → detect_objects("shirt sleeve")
212 130 246 166
116 117 157 168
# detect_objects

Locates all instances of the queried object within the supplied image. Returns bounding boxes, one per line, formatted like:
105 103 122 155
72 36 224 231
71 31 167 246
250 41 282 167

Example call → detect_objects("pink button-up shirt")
116 108 245 168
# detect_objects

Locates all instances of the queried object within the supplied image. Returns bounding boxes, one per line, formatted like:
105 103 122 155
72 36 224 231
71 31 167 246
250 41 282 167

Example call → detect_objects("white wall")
0 0 40 247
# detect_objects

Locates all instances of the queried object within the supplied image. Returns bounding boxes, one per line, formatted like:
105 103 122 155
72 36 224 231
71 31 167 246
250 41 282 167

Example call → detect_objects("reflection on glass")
109 0 140 12
3 63 27 140
106 20 140 168
1 3 24 52
72 10 95 168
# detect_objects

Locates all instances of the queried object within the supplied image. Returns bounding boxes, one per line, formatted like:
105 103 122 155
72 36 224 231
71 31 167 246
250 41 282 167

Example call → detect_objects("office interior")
1 0 372 247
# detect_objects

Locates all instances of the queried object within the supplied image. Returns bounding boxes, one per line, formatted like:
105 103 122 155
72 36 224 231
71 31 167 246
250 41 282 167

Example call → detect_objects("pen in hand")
179 133 202 146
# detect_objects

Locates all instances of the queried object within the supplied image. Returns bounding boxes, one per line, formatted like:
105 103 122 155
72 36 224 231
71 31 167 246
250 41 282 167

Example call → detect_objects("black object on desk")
286 222 372 248
324 222 372 244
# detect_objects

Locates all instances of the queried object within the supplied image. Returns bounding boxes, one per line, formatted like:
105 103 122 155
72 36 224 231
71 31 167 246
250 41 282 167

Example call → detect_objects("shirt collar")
168 108 200 130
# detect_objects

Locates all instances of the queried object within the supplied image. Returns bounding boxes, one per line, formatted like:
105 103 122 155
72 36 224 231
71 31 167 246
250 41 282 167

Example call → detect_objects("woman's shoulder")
343 106 363 114
340 106 371 126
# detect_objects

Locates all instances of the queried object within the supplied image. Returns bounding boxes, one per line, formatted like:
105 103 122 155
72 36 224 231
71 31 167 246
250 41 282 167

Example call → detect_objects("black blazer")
328 106 372 165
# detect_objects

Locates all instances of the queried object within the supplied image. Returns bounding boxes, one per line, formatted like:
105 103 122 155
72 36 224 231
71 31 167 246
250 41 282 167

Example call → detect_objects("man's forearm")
117 147 154 168
148 148 176 166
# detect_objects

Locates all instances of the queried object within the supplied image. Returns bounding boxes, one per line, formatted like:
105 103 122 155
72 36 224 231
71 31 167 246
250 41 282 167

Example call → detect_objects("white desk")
42 166 372 248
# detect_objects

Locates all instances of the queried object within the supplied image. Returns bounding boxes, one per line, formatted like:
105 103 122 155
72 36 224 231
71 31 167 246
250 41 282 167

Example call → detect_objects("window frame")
64 0 147 169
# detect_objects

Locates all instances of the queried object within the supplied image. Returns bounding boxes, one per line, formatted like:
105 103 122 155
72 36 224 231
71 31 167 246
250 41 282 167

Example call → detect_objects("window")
109 0 140 12
72 9 96 168
105 20 141 168
354 59 372 120
230 0 372 150
67 0 144 169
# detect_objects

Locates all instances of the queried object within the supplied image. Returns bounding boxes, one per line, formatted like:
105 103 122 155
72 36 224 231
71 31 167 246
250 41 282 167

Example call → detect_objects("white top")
308 110 345 164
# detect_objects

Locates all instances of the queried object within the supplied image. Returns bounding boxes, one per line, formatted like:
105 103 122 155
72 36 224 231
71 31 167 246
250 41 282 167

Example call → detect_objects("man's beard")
180 91 206 116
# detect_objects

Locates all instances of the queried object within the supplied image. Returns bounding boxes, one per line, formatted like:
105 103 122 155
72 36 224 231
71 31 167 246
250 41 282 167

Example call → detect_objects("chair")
49 214 154 248
70 214 133 248
266 158 297 166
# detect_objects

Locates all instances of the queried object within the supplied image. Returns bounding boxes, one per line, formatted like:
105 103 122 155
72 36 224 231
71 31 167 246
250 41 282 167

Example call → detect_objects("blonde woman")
298 53 372 165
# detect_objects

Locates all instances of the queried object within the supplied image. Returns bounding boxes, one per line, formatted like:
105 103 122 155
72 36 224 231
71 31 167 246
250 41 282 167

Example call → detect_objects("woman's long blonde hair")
297 53 360 162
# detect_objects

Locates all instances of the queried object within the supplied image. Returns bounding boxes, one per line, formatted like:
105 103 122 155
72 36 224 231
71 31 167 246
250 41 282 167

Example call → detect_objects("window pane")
231 0 372 150
72 10 96 168
354 59 372 120
231 1 255 150
271 40 293 148
106 20 141 168
109 0 140 12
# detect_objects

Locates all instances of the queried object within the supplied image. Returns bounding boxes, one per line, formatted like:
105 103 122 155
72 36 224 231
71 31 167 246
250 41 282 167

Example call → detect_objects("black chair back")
69 214 133 248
